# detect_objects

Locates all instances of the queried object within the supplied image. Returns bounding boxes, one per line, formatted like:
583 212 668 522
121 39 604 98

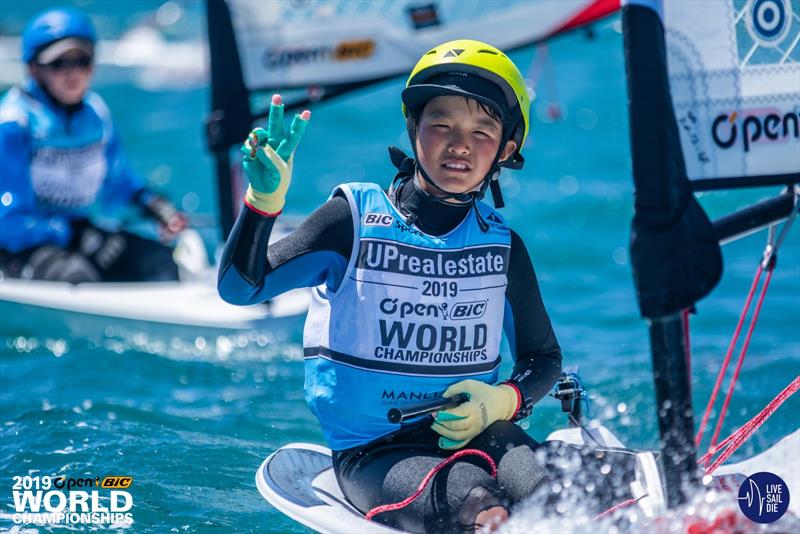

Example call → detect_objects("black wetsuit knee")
333 421 549 534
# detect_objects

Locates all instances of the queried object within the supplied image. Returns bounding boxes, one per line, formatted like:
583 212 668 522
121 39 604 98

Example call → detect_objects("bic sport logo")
363 213 393 227
737 471 790 523
734 0 799 67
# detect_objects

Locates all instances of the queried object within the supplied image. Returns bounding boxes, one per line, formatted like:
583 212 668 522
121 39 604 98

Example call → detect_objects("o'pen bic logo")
738 471 790 523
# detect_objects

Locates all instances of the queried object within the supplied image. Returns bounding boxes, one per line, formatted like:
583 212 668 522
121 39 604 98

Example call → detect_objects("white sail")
224 0 614 90
658 0 800 183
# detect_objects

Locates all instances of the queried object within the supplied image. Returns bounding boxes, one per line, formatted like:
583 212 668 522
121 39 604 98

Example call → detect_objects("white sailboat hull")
0 276 310 337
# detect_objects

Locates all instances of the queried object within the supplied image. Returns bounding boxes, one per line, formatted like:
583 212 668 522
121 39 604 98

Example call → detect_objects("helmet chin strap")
391 151 503 233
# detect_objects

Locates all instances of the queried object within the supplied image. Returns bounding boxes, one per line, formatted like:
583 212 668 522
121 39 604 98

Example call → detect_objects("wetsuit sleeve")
0 117 72 252
502 229 562 419
217 193 354 305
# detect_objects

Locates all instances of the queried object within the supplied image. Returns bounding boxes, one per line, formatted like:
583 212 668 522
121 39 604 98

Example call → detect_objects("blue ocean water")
1 2 799 532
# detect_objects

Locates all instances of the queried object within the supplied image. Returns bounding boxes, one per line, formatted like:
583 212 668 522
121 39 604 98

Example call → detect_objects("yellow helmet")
402 39 531 169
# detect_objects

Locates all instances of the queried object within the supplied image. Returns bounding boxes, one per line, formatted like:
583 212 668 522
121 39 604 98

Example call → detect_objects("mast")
621 1 722 507
205 0 252 240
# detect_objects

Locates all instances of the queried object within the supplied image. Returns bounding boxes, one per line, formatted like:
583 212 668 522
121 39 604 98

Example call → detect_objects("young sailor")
0 7 187 283
219 40 564 532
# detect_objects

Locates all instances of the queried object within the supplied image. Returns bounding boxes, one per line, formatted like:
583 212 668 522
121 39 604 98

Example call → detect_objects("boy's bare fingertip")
272 94 282 105
301 110 311 120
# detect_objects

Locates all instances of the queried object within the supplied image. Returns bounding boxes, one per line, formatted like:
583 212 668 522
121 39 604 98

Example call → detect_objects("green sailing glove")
432 380 520 450
241 95 310 215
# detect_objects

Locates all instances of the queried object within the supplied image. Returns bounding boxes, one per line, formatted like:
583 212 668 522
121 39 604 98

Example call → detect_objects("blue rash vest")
303 182 512 450
0 81 146 253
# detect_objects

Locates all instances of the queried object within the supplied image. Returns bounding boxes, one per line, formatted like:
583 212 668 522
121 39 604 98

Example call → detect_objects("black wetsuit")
218 176 574 532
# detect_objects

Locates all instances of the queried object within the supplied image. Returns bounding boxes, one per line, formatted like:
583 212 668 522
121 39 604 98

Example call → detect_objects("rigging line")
703 375 800 475
568 414 604 447
594 496 645 520
695 265 763 447
706 267 775 461
767 187 799 256
696 196 796 448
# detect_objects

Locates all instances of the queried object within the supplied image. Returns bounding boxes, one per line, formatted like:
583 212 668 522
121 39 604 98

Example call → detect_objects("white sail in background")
659 0 799 182
224 0 615 90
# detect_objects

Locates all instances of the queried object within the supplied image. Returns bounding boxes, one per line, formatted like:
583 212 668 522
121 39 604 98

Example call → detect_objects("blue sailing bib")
303 182 512 450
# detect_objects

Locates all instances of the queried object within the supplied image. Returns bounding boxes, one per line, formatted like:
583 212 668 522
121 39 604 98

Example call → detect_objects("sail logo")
735 0 799 66
334 40 375 61
264 45 332 70
264 39 375 69
737 471 790 523
711 109 799 152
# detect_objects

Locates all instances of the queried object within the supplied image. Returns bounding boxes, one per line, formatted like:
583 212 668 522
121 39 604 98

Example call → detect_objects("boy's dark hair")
407 96 503 127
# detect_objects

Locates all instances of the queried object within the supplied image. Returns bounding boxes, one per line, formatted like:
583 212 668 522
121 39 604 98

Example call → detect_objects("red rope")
365 449 497 521
701 375 800 475
594 497 640 520
695 265 763 447
706 269 774 461
596 377 799 519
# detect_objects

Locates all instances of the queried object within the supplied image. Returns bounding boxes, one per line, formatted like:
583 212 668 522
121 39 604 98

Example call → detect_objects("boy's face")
415 95 517 200
31 49 94 106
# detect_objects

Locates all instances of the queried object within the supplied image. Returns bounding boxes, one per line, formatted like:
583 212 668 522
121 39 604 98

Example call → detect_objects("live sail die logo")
737 471 790 523
9 474 134 527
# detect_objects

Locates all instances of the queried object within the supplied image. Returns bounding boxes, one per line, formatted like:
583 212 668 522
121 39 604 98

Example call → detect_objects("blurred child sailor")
0 7 187 283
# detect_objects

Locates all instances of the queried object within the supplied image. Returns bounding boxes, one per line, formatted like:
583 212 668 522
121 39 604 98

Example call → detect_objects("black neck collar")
394 176 471 236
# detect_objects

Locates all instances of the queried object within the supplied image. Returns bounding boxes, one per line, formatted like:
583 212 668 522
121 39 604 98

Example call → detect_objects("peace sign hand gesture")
241 94 311 215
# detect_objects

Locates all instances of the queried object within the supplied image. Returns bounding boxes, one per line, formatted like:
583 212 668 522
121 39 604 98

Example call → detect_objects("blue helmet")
22 7 97 63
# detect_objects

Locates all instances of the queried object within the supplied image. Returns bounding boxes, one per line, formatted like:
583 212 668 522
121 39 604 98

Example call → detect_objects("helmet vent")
478 49 498 55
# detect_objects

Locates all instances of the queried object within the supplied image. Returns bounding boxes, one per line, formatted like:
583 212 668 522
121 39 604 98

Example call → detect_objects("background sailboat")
623 0 798 511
